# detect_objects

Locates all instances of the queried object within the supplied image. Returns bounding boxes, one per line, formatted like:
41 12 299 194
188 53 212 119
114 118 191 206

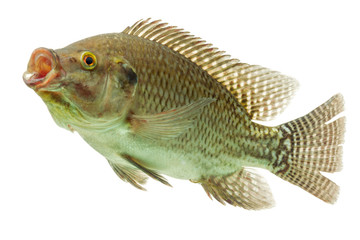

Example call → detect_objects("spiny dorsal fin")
123 19 298 121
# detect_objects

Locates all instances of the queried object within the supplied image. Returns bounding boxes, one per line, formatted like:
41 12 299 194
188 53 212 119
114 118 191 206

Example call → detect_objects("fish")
23 19 345 210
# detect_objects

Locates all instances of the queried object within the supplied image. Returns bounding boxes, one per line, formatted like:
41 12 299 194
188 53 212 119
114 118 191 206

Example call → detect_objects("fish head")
23 37 138 131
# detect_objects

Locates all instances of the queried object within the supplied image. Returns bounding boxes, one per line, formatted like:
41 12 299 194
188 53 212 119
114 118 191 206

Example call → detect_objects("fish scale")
23 19 345 209
118 34 265 174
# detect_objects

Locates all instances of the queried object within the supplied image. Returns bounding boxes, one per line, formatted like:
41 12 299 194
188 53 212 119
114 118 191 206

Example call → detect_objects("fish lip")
23 48 64 90
22 69 59 88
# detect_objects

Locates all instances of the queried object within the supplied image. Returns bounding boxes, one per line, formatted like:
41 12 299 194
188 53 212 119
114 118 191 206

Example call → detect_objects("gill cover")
92 56 138 122
110 57 138 97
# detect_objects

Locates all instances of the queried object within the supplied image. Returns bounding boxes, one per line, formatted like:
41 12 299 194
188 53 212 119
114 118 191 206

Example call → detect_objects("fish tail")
271 94 345 203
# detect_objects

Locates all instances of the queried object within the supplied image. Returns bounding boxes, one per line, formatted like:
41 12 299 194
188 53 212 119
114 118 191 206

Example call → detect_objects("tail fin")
272 94 345 203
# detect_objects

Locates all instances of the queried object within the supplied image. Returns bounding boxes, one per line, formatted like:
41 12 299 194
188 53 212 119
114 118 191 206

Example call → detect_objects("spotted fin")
130 98 215 140
108 159 148 190
273 94 345 203
198 168 274 210
121 154 172 187
219 64 298 121
124 19 298 121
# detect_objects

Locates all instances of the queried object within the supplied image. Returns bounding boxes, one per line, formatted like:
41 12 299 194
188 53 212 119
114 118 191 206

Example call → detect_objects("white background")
1 0 359 239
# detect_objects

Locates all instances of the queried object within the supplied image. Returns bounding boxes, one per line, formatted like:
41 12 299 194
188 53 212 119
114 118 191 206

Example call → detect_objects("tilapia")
23 19 345 209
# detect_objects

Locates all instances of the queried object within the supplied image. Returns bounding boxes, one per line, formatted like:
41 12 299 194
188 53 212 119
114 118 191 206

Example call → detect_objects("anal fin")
198 168 274 210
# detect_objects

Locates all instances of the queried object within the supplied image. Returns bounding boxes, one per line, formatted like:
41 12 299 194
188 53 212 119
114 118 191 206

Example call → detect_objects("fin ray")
122 154 172 187
123 19 298 121
273 94 345 203
198 168 274 210
130 98 215 140
107 159 148 190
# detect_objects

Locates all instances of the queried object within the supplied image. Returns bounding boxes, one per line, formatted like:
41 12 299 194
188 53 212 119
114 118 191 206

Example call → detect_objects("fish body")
73 33 271 179
23 19 345 209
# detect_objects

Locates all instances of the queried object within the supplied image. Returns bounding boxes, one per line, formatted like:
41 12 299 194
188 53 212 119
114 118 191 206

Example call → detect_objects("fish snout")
23 48 62 88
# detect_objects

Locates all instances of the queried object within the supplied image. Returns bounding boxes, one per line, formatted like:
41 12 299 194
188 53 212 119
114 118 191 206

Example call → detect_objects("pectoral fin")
130 98 215 140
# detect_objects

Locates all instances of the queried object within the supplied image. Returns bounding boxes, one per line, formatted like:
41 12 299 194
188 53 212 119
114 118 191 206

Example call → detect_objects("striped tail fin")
272 94 345 203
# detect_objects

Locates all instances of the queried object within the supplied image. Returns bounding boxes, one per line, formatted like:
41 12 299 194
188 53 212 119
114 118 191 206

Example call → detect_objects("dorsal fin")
123 19 298 121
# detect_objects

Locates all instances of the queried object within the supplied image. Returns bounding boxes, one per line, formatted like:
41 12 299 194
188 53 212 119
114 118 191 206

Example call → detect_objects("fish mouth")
23 48 63 89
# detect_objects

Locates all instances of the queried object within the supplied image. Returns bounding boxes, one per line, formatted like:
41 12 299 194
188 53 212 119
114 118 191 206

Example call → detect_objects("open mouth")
23 48 61 89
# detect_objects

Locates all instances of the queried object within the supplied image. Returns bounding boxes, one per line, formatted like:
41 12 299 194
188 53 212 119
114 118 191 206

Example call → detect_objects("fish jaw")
23 47 64 90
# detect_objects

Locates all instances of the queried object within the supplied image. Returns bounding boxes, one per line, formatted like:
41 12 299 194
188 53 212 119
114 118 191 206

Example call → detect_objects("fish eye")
80 51 97 70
